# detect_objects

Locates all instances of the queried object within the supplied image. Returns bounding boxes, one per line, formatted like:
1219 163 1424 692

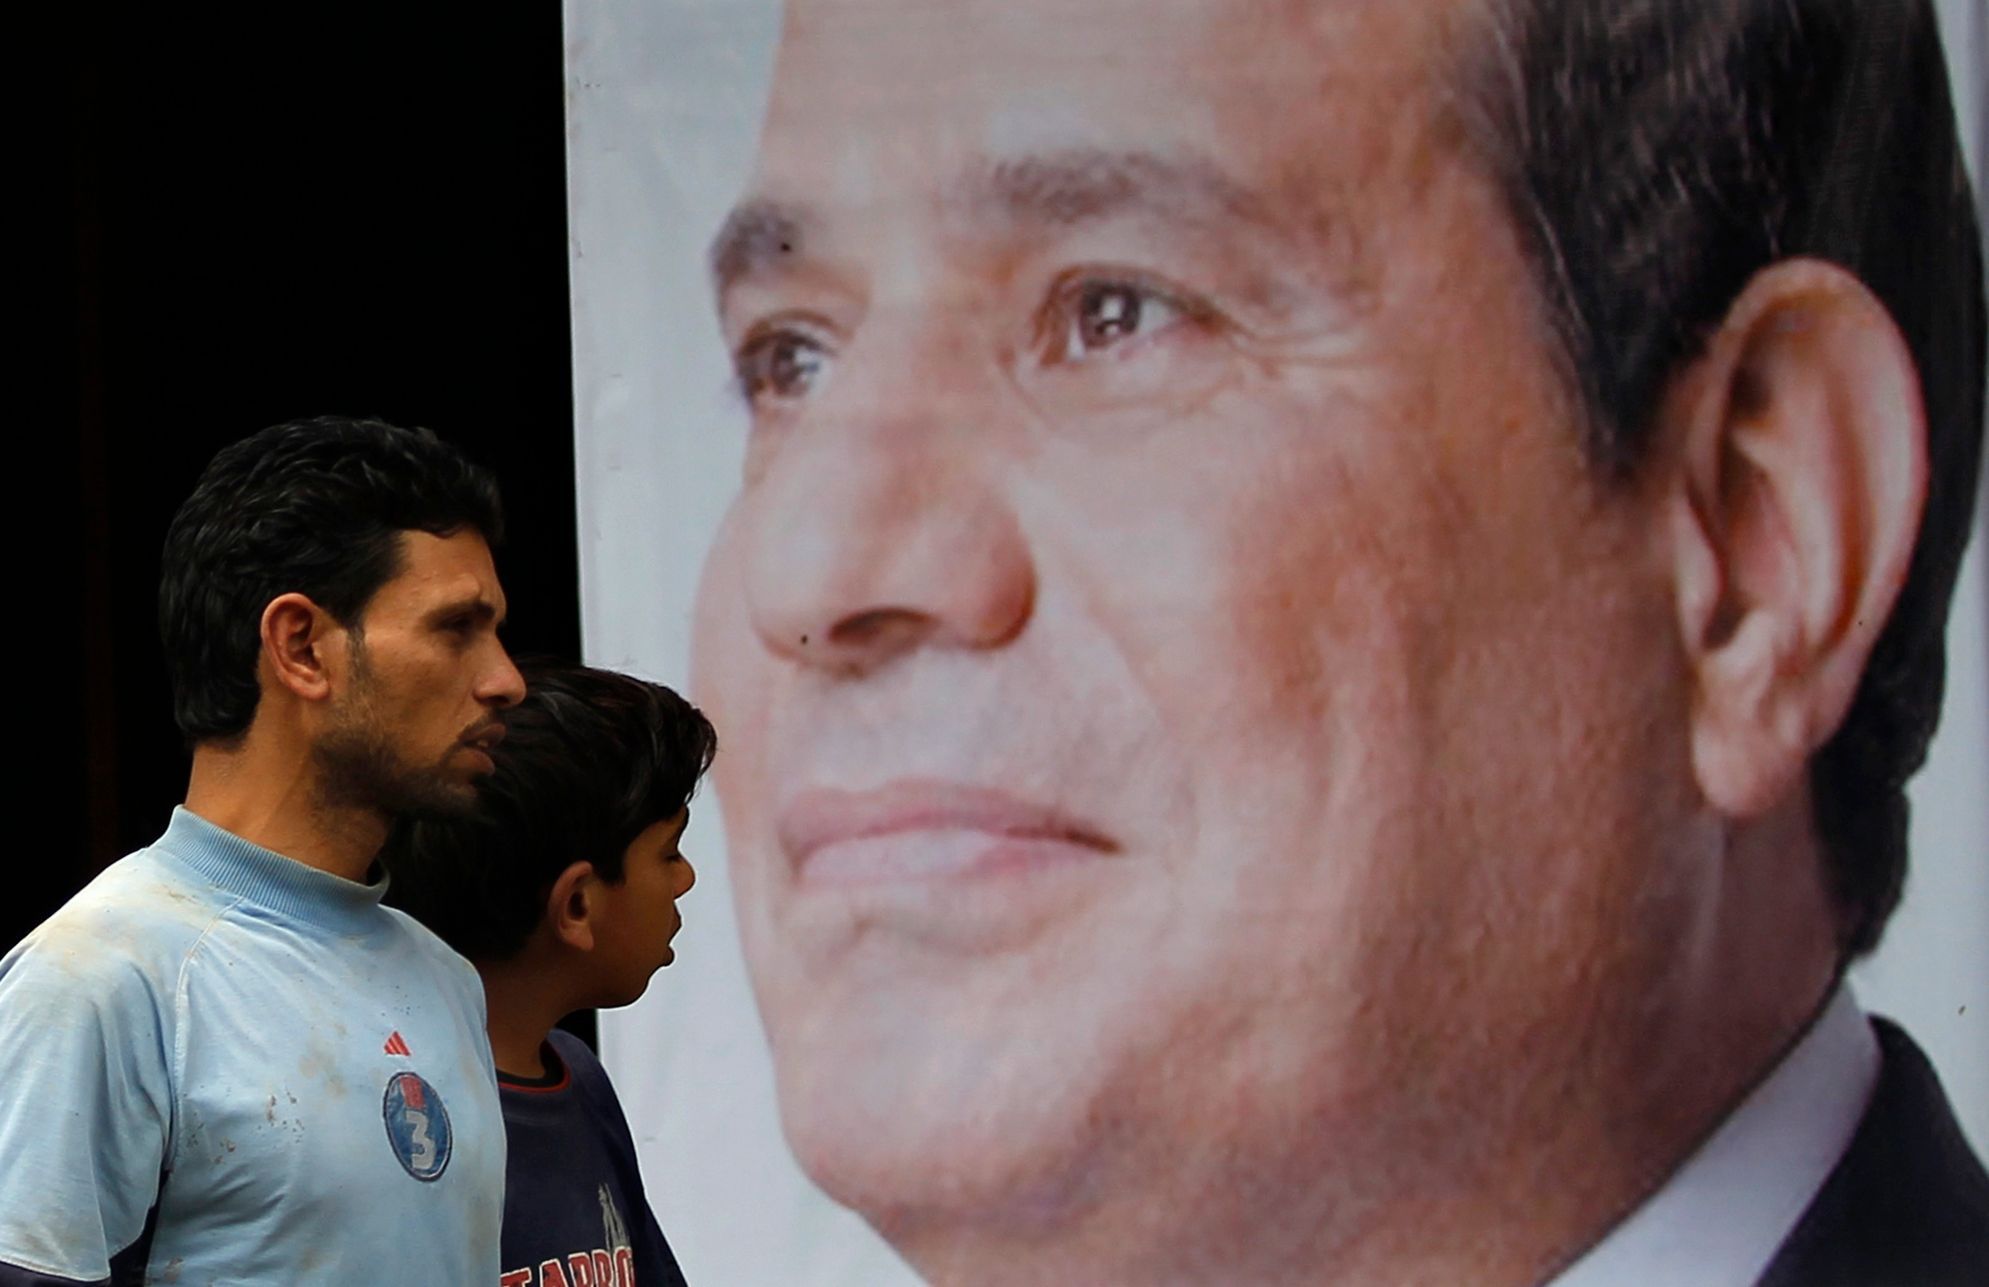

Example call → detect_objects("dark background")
43 9 583 992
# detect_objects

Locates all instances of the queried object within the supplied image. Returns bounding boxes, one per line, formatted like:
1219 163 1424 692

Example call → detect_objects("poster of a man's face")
568 1 1987 1282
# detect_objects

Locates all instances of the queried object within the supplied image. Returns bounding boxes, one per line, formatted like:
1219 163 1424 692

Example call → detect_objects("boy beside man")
387 660 715 1287
0 413 713 1283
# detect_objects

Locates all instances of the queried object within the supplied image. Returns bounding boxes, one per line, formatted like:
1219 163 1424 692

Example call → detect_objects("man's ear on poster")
1661 257 1927 820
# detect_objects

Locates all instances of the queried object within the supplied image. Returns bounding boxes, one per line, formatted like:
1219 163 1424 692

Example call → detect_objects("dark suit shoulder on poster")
1759 1019 1989 1285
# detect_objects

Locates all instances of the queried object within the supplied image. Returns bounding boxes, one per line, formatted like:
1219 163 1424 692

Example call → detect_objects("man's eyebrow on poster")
708 147 1372 415
710 147 1306 290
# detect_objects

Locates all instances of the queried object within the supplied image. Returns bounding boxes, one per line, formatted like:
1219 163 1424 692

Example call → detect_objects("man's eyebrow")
425 595 503 628
709 200 807 299
961 148 1282 234
709 149 1292 300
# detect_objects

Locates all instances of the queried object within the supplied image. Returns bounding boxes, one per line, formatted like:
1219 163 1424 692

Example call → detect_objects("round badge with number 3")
382 1071 453 1181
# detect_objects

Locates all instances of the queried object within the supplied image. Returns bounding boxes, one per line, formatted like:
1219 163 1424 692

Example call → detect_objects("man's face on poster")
695 0 1707 1250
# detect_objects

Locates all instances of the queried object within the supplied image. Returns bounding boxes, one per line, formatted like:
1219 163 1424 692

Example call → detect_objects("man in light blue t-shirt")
0 416 526 1285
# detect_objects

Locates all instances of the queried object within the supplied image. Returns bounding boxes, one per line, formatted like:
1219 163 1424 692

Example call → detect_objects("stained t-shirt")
496 1029 687 1287
0 808 504 1285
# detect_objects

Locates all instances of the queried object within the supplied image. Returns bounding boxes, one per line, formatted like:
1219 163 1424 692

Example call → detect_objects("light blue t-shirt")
0 809 504 1284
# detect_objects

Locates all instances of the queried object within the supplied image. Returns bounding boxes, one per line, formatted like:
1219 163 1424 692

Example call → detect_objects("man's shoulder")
376 904 484 990
1760 1018 1989 1286
2 847 233 1005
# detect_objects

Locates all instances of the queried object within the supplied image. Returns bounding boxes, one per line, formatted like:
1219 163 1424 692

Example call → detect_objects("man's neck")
901 973 1840 1287
901 817 1844 1286
1547 984 1877 1286
184 738 388 883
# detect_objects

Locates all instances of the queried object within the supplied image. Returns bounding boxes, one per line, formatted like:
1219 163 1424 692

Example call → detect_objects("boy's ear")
546 860 600 952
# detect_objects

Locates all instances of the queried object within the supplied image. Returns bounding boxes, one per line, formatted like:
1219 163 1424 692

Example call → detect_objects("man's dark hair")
381 660 718 962
159 415 505 744
1462 0 1986 956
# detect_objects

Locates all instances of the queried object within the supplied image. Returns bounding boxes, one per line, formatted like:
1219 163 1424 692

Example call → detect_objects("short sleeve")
0 933 176 1281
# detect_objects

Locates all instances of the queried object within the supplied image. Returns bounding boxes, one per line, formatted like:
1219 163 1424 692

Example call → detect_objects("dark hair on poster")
1466 0 1987 955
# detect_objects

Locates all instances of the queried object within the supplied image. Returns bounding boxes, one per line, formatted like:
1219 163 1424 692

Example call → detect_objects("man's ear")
546 861 600 952
1664 257 1926 818
260 592 340 702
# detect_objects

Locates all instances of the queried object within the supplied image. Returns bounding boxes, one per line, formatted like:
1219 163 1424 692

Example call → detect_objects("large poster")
566 2 1988 1282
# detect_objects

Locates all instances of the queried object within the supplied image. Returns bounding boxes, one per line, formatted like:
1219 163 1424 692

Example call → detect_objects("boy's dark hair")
159 415 505 744
383 659 718 962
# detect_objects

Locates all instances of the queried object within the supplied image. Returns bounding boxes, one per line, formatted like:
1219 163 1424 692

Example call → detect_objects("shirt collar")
154 805 392 934
1549 984 1878 1287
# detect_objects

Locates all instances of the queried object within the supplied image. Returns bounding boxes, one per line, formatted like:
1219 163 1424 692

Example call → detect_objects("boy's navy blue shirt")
497 1029 688 1287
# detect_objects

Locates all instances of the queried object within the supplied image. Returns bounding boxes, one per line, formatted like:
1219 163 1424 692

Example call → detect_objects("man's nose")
479 644 526 709
741 367 1036 676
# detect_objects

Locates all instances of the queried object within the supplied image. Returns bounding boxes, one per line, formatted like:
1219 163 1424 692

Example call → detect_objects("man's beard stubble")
312 637 481 824
313 720 481 824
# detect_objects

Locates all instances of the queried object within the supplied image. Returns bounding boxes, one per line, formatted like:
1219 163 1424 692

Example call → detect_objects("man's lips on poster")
779 778 1120 886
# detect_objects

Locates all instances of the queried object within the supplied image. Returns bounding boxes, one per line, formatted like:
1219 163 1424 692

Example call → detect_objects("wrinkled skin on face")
694 0 1728 1278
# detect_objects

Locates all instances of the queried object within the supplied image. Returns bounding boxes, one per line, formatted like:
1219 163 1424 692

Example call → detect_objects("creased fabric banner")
566 2 1988 1282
